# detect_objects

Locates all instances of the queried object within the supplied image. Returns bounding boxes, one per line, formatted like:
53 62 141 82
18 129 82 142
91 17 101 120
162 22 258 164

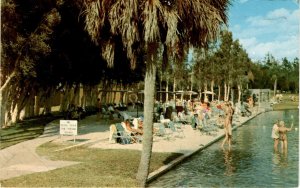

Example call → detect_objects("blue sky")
228 0 299 61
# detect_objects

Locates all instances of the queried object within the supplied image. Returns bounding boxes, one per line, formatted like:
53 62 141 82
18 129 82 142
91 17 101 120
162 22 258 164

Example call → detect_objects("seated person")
122 119 143 135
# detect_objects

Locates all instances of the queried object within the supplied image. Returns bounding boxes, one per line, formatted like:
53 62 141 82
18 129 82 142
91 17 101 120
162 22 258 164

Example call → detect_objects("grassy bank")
0 142 182 187
0 116 60 149
272 94 299 110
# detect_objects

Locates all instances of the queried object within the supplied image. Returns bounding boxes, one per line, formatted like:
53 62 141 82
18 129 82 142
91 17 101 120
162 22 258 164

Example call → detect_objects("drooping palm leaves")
83 0 229 68
82 0 230 186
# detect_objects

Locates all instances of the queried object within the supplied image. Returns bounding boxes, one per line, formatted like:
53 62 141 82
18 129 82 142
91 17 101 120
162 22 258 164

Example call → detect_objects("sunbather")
122 119 143 135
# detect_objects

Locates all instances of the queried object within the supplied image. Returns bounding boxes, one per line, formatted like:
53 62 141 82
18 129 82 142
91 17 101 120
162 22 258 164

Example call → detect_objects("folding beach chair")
154 123 172 140
168 121 185 138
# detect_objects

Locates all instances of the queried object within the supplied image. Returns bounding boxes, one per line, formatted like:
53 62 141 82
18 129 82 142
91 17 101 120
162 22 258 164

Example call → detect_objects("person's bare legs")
228 135 232 150
221 118 229 148
283 140 288 150
221 130 228 148
280 140 284 151
273 139 279 151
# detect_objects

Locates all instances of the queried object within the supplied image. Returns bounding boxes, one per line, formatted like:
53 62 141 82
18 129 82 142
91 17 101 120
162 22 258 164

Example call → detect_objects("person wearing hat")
278 120 293 151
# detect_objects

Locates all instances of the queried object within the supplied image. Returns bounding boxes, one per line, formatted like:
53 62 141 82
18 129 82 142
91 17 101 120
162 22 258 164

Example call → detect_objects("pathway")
0 107 268 181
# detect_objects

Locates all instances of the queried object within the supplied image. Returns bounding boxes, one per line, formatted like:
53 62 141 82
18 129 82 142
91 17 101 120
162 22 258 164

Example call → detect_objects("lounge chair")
168 121 185 138
154 123 172 140
118 111 134 121
119 122 142 143
114 123 134 144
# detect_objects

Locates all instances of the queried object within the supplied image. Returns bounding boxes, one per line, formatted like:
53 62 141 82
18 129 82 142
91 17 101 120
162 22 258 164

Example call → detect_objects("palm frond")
143 0 162 43
102 39 115 68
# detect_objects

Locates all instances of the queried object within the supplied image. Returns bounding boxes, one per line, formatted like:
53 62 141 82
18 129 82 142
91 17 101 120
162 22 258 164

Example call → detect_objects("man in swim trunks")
271 120 280 151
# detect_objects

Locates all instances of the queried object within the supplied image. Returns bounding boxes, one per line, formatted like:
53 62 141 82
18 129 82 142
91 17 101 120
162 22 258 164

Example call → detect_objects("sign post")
60 120 78 142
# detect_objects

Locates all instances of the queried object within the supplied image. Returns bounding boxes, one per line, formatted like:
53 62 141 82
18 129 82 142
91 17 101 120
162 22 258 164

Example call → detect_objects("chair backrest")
158 124 166 135
115 123 124 132
132 118 139 129
168 121 176 132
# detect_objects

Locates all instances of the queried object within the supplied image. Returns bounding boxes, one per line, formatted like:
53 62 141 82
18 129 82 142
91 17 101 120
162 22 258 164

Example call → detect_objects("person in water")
271 120 280 151
278 120 293 151
221 102 234 149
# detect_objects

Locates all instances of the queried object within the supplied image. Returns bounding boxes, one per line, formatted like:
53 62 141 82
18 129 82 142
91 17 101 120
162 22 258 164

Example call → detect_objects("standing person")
271 120 280 151
278 120 293 151
221 102 234 149
191 113 199 130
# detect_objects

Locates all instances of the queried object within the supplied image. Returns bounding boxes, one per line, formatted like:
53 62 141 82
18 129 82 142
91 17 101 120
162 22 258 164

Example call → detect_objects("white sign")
60 120 78 136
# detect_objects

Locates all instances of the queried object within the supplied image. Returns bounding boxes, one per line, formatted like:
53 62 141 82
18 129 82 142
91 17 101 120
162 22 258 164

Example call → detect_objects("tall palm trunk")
35 93 42 116
204 82 208 101
218 84 221 101
190 73 193 100
173 78 176 100
210 80 214 101
227 84 231 101
224 83 227 101
159 74 162 102
166 78 169 102
136 60 156 186
273 78 277 96
198 86 202 101
238 84 242 104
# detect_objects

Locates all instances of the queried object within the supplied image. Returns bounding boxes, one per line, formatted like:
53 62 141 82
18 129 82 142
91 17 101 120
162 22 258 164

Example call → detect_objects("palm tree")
82 0 229 186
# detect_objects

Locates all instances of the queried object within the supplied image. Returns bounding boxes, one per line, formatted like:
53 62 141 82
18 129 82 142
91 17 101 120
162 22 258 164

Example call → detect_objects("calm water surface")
150 110 299 187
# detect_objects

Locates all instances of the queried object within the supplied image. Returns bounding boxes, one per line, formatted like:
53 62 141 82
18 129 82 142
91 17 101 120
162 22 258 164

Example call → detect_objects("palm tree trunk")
166 78 169 102
159 75 162 102
35 95 40 116
273 78 277 96
190 73 193 100
204 82 208 102
227 84 230 101
210 80 214 101
173 78 176 100
198 86 202 101
136 61 156 187
224 83 227 101
238 84 242 104
218 84 221 101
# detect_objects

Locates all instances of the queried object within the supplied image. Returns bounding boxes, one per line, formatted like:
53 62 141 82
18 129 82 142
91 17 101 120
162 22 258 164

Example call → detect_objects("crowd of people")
107 97 246 146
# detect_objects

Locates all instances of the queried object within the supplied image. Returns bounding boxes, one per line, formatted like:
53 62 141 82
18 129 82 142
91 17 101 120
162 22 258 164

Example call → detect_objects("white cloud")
231 8 299 61
239 0 249 4
239 35 299 61
267 8 290 19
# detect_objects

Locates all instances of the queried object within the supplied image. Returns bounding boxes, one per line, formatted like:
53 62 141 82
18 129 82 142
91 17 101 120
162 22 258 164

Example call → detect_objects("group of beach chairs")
110 121 220 145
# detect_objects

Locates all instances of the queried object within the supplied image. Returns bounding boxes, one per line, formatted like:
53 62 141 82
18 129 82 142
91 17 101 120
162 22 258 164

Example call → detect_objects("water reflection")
150 110 298 187
272 150 288 168
223 148 235 176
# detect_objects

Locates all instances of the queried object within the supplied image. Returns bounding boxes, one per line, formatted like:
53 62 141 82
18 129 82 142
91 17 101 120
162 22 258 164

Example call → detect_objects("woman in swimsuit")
221 102 234 149
278 121 292 151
